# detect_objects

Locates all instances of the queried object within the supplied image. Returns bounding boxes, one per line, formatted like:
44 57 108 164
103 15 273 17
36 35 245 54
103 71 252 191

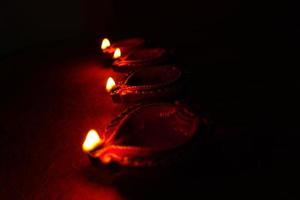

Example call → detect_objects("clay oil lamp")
100 37 145 59
106 65 183 103
82 102 207 167
112 47 168 73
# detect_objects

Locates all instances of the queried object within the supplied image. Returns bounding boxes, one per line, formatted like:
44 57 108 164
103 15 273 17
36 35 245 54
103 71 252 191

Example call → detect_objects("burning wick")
82 129 102 152
106 77 116 93
113 48 121 59
101 38 111 50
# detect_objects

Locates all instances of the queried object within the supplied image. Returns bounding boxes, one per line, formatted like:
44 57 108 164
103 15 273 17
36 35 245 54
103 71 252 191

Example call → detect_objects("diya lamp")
112 47 169 73
106 65 184 103
100 37 145 60
82 102 207 167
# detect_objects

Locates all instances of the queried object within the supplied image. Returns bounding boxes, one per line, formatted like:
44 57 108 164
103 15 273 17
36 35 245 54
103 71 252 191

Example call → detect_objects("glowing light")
113 48 121 59
101 38 111 50
106 77 116 92
82 129 102 152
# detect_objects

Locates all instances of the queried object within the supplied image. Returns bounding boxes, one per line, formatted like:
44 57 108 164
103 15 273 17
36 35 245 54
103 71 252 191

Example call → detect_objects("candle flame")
113 48 121 59
106 77 116 92
101 38 111 50
82 129 102 152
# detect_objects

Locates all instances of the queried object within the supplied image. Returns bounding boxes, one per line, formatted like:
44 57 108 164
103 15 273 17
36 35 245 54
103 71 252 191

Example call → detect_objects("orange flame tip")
101 38 111 50
113 48 121 59
106 77 116 92
82 129 102 152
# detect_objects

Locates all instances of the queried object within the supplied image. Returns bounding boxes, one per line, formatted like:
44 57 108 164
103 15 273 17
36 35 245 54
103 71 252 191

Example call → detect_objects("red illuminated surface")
0 44 238 200
0 39 289 199
0 42 204 200
0 44 126 200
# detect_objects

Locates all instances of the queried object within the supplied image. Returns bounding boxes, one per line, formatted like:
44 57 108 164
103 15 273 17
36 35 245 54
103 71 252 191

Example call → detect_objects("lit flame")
113 48 121 59
106 77 116 92
101 38 111 50
82 129 102 152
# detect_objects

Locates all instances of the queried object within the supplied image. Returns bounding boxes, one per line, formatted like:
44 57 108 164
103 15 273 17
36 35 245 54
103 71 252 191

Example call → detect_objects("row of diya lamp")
82 37 208 168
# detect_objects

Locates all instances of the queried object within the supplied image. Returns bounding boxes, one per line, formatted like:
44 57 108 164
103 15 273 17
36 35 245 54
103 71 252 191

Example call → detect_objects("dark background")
1 0 300 199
